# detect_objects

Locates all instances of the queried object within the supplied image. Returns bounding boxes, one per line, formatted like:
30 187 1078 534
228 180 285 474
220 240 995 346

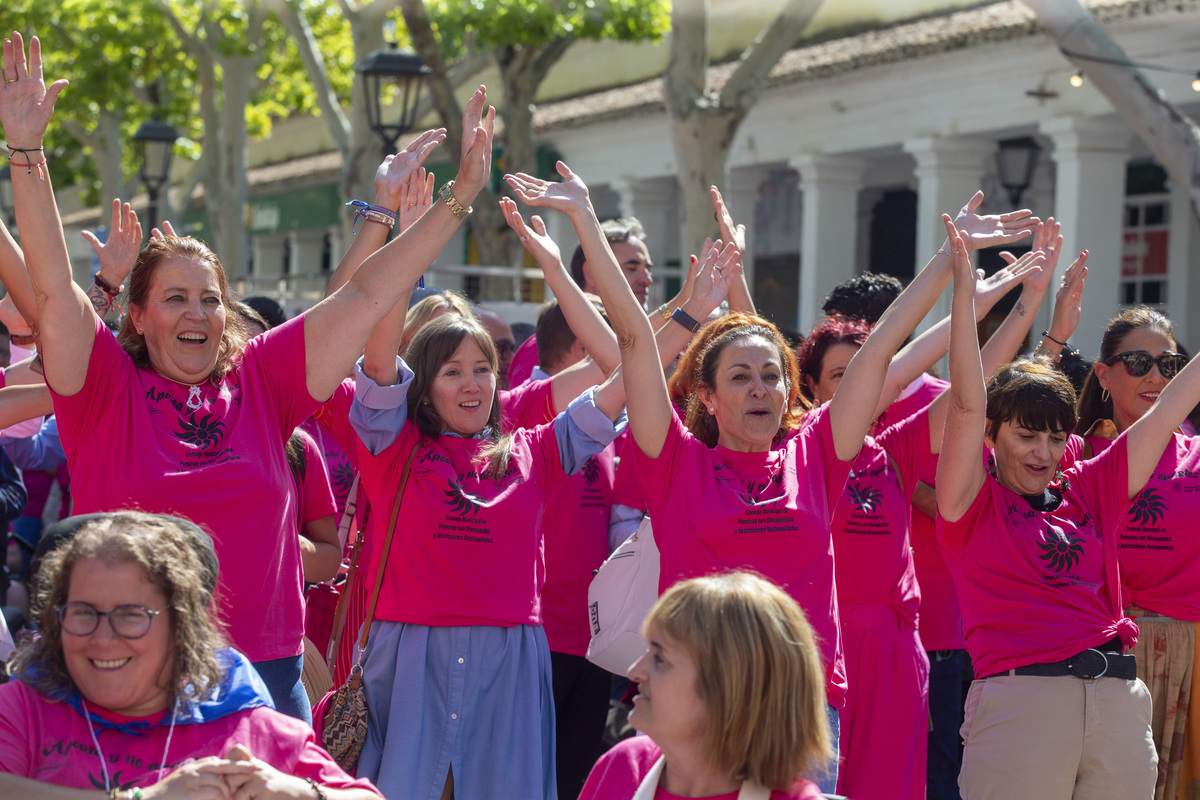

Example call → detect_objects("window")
1122 197 1169 306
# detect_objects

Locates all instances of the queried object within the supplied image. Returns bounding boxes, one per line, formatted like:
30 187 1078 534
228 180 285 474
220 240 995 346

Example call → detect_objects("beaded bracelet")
345 200 396 234
93 272 126 314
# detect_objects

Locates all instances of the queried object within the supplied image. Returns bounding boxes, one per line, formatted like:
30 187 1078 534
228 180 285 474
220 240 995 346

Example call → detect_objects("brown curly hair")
680 316 808 448
12 512 227 708
117 236 249 384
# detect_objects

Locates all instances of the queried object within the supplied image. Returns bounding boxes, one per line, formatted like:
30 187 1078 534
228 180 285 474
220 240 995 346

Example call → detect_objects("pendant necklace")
83 698 178 790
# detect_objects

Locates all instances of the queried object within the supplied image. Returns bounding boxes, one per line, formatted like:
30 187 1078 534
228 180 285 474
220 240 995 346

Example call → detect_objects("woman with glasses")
1074 307 1197 800
0 511 381 800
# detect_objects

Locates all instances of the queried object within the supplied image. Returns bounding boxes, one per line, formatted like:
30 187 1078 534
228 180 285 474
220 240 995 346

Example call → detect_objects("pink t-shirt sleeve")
875 409 932 497
311 378 359 469
500 378 555 432
0 681 33 777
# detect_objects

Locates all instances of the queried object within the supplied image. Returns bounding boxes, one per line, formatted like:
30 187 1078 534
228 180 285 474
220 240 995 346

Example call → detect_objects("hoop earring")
1101 387 1110 403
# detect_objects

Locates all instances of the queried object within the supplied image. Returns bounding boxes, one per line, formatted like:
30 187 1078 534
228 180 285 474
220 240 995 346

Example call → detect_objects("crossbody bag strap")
325 473 361 664
356 444 420 652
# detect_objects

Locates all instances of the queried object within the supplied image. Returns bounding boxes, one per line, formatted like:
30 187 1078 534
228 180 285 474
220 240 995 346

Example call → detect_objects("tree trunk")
665 0 824 255
1023 0 1200 220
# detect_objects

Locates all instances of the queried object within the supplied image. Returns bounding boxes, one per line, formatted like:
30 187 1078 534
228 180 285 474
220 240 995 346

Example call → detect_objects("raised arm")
936 217 989 522
830 192 1037 461
0 215 36 326
361 166 437 387
500 195 619 410
711 186 754 315
81 199 142 317
1125 325 1200 499
0 33 95 396
304 88 493 401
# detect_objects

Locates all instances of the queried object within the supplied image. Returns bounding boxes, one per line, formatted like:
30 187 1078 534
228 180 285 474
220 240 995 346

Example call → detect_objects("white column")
903 137 993 332
252 234 287 279
1040 117 1131 358
1167 173 1198 349
613 177 678 307
790 154 864 333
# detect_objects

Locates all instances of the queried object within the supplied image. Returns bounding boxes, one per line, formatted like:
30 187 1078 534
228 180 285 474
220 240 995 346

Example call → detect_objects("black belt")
984 646 1137 681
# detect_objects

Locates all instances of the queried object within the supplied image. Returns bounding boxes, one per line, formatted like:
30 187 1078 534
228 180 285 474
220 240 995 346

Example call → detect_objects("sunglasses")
1103 350 1188 379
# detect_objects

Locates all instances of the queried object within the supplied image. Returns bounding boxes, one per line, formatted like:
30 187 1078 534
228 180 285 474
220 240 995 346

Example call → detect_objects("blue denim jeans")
812 702 840 794
250 654 311 725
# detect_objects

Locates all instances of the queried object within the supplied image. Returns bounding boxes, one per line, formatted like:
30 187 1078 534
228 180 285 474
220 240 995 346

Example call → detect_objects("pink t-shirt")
579 736 824 800
294 428 337 527
507 334 540 389
500 378 556 432
879 376 963 649
1086 431 1200 619
356 418 569 627
49 315 319 661
0 681 379 794
630 404 852 708
301 417 354 525
936 435 1137 678
832 411 930 624
498 379 615 656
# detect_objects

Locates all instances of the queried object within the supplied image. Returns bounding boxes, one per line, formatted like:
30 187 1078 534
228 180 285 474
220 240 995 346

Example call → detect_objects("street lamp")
358 45 430 158
133 118 179 235
995 137 1041 208
0 165 13 229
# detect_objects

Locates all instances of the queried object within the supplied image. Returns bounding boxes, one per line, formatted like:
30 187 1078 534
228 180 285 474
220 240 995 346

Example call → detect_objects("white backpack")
586 516 659 675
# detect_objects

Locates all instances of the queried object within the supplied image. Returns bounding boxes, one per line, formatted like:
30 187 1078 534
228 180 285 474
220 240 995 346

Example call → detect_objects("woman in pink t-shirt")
579 572 828 800
933 217 1200 798
508 163 1039 792
1072 306 1200 799
0 37 496 719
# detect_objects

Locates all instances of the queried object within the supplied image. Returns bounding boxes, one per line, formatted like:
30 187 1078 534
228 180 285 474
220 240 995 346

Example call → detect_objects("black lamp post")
358 45 430 158
133 118 179 235
0 165 13 229
996 137 1042 208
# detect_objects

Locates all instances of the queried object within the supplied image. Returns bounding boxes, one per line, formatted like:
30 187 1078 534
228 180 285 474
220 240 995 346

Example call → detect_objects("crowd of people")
2 29 1200 800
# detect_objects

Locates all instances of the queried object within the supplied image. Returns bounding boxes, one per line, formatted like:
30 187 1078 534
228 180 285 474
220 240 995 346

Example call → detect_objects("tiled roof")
534 0 1200 131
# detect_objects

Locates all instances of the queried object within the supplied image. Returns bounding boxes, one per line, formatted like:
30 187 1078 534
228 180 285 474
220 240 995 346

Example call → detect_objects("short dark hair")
535 294 608 373
243 296 287 329
821 272 904 325
569 217 646 288
986 357 1077 441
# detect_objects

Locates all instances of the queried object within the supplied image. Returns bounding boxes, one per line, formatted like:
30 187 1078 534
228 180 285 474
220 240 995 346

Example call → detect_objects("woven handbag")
321 446 417 774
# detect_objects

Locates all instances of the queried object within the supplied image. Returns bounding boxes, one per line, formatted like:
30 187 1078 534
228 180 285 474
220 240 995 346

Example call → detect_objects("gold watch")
438 180 473 220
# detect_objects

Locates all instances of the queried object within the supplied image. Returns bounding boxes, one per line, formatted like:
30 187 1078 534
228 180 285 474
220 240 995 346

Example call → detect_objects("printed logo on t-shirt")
1128 487 1167 526
444 479 485 516
845 482 883 513
1036 523 1085 573
330 459 355 494
175 411 227 450
582 457 601 487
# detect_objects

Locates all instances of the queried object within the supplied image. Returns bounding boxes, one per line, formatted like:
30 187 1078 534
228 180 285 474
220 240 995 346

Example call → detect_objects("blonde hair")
644 571 831 790
400 291 474 357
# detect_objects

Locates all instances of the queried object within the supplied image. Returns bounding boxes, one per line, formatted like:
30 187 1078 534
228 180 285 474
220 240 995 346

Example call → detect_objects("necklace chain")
82 698 177 790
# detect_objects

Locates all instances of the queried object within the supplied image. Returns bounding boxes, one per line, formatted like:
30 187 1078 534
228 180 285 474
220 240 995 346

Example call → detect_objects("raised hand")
999 217 1061 297
944 214 978 296
455 86 495 201
373 127 445 212
500 196 562 270
150 220 179 241
1047 249 1089 343
683 239 741 319
973 249 1045 317
951 191 1039 251
505 160 591 217
711 186 747 260
0 32 67 151
397 167 435 233
81 200 142 287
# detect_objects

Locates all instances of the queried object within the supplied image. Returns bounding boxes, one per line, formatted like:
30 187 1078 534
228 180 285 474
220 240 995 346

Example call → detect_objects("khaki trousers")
959 673 1157 799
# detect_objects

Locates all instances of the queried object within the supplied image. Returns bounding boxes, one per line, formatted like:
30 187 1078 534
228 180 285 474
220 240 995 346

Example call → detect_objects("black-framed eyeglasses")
1103 350 1188 379
56 602 163 639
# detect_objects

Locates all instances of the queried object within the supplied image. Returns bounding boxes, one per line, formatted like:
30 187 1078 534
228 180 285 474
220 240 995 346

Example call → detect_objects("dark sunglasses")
1103 350 1188 379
